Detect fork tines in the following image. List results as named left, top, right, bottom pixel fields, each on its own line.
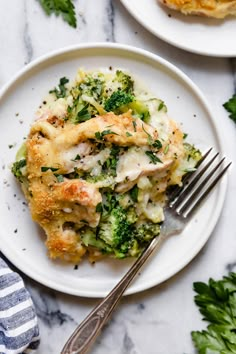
left=168, top=148, right=231, bottom=218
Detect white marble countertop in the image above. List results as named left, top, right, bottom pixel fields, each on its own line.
left=0, top=1, right=235, bottom=353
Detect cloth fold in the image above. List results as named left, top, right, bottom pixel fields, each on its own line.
left=0, top=258, right=40, bottom=354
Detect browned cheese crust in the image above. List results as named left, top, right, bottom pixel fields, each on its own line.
left=25, top=111, right=159, bottom=263
left=158, top=0, right=236, bottom=17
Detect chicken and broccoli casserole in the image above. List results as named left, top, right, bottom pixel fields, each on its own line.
left=159, top=0, right=236, bottom=18
left=12, top=68, right=201, bottom=263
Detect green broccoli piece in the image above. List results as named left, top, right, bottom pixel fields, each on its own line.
left=104, top=90, right=134, bottom=112
left=135, top=222, right=160, bottom=242
left=80, top=227, right=112, bottom=253
left=98, top=206, right=132, bottom=250
left=114, top=70, right=134, bottom=94
left=11, top=159, right=27, bottom=183
left=126, top=207, right=138, bottom=224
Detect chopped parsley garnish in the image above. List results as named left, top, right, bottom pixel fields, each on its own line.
left=41, top=166, right=59, bottom=172
left=75, top=103, right=91, bottom=123
left=145, top=151, right=163, bottom=164
left=71, top=154, right=81, bottom=161
left=96, top=203, right=103, bottom=213
left=11, top=159, right=27, bottom=182
left=126, top=132, right=132, bottom=137
left=132, top=120, right=137, bottom=132
left=130, top=185, right=139, bottom=203
left=54, top=174, right=64, bottom=182
left=39, top=0, right=77, bottom=28
left=103, top=146, right=120, bottom=177
left=80, top=219, right=88, bottom=224
left=142, top=124, right=152, bottom=145
left=158, top=101, right=166, bottom=111
left=152, top=139, right=162, bottom=149
left=95, top=130, right=119, bottom=140
left=183, top=133, right=188, bottom=139
left=223, top=94, right=236, bottom=124
left=164, top=144, right=169, bottom=154
left=49, top=77, right=69, bottom=98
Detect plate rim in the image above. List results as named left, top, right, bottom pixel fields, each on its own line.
left=0, top=42, right=228, bottom=297
left=120, top=0, right=236, bottom=58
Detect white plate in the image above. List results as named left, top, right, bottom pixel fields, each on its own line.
left=121, top=0, right=236, bottom=57
left=0, top=43, right=227, bottom=297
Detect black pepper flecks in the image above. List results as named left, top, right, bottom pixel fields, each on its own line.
left=14, top=229, right=18, bottom=233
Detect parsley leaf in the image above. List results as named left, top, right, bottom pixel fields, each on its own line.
left=191, top=272, right=236, bottom=354
left=152, top=139, right=162, bottom=149
left=126, top=132, right=132, bottom=137
left=71, top=154, right=81, bottom=161
left=39, top=0, right=77, bottom=28
left=76, top=103, right=91, bottom=123
left=145, top=151, right=163, bottom=164
left=223, top=94, right=236, bottom=124
left=130, top=185, right=138, bottom=203
left=95, top=130, right=119, bottom=140
left=11, top=159, right=27, bottom=182
left=96, top=202, right=103, bottom=213
left=49, top=77, right=69, bottom=98
left=54, top=174, right=64, bottom=182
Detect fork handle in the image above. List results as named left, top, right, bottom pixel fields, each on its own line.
left=61, top=234, right=165, bottom=354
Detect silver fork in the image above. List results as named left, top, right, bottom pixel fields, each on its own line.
left=61, top=149, right=231, bottom=354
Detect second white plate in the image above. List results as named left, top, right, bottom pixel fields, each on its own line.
left=121, top=0, right=236, bottom=57
left=0, top=43, right=227, bottom=297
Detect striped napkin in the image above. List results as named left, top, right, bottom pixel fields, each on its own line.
left=0, top=258, right=40, bottom=354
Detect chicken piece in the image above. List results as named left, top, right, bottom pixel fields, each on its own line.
left=54, top=111, right=158, bottom=150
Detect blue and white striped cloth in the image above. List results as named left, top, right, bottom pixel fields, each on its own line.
left=0, top=258, right=40, bottom=354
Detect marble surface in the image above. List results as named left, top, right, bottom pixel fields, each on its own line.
left=0, top=1, right=236, bottom=353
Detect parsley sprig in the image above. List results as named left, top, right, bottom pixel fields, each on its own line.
left=145, top=151, right=163, bottom=164
left=39, top=0, right=77, bottom=28
left=49, top=77, right=69, bottom=98
left=223, top=94, right=236, bottom=124
left=191, top=272, right=236, bottom=353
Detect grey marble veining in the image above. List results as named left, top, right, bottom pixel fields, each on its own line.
left=0, top=1, right=236, bottom=353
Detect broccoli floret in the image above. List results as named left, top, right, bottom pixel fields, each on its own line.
left=126, top=207, right=138, bottom=224
left=98, top=206, right=132, bottom=249
left=135, top=222, right=160, bottom=242
left=184, top=143, right=202, bottom=164
left=114, top=70, right=134, bottom=94
left=11, top=159, right=27, bottom=183
left=80, top=227, right=112, bottom=253
left=104, top=90, right=134, bottom=112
